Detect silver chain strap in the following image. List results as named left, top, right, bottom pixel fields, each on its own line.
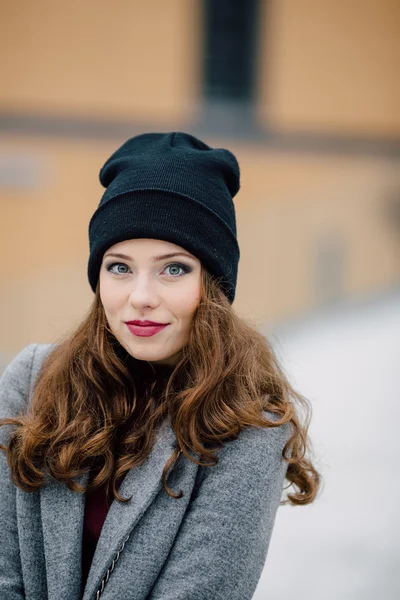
left=93, top=449, right=182, bottom=599
left=94, top=532, right=132, bottom=599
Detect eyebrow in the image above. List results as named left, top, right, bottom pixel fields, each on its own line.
left=103, top=251, right=197, bottom=263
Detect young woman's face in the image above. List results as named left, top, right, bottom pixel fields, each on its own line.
left=99, top=238, right=202, bottom=366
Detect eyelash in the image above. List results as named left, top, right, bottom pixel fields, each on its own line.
left=105, top=262, right=192, bottom=278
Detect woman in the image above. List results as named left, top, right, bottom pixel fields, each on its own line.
left=0, top=132, right=321, bottom=600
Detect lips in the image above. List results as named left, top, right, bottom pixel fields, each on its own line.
left=126, top=320, right=167, bottom=326
left=125, top=322, right=169, bottom=337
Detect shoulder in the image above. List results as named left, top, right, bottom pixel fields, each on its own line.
left=1, top=343, right=55, bottom=384
left=195, top=410, right=293, bottom=492
left=0, top=343, right=55, bottom=420
left=222, top=410, right=293, bottom=461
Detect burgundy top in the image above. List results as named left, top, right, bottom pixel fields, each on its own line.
left=80, top=357, right=175, bottom=591
left=81, top=473, right=125, bottom=590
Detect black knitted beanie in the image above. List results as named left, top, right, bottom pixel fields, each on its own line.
left=87, top=132, right=241, bottom=303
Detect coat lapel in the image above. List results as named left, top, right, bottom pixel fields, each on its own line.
left=39, top=418, right=177, bottom=600
left=40, top=469, right=89, bottom=600
left=82, top=418, right=177, bottom=600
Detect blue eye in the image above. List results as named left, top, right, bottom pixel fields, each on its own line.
left=107, top=263, right=130, bottom=274
left=164, top=263, right=191, bottom=277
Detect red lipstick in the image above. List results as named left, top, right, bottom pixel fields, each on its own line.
left=125, top=320, right=169, bottom=337
left=126, top=320, right=167, bottom=326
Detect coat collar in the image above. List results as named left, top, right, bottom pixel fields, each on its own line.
left=40, top=418, right=177, bottom=600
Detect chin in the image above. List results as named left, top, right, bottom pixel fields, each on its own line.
left=125, top=343, right=178, bottom=365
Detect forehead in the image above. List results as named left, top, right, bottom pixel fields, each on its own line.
left=105, top=238, right=197, bottom=260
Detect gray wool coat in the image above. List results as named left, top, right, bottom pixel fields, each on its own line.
left=0, top=343, right=291, bottom=600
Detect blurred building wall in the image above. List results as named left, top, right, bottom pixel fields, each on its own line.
left=258, top=0, right=400, bottom=136
left=0, top=0, right=201, bottom=123
left=1, top=0, right=399, bottom=358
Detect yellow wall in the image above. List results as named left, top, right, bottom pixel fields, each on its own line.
left=258, top=0, right=400, bottom=135
left=0, top=0, right=201, bottom=123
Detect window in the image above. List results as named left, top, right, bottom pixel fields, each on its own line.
left=202, top=0, right=260, bottom=105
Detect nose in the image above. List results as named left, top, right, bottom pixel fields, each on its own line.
left=128, top=273, right=159, bottom=309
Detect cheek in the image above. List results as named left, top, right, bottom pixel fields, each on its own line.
left=175, top=286, right=201, bottom=320
left=99, top=278, right=119, bottom=316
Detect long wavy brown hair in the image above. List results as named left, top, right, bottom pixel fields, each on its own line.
left=0, top=268, right=321, bottom=506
